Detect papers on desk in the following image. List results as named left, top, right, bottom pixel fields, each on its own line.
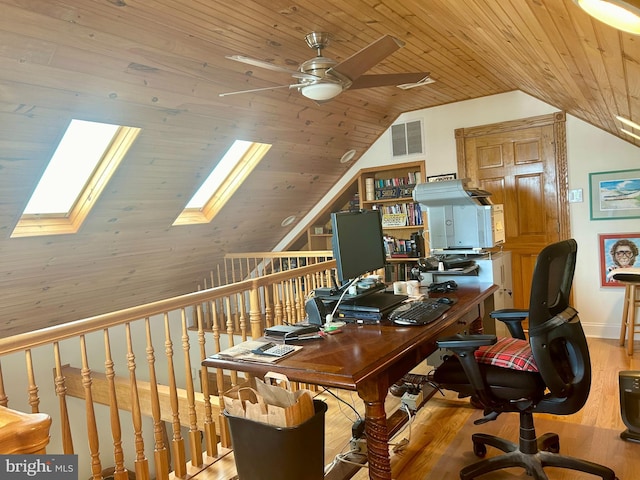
left=209, top=340, right=302, bottom=364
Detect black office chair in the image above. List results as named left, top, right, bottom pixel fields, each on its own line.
left=432, top=239, right=617, bottom=480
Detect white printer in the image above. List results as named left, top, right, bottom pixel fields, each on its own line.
left=413, top=179, right=505, bottom=251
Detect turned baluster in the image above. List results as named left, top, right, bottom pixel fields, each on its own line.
left=143, top=318, right=170, bottom=480
left=249, top=285, right=262, bottom=340
left=264, top=285, right=274, bottom=327
left=295, top=277, right=304, bottom=321
left=80, top=335, right=103, bottom=480
left=272, top=283, right=284, bottom=325
left=163, top=313, right=186, bottom=478
left=103, top=329, right=129, bottom=480
left=24, top=349, right=40, bottom=414
left=237, top=293, right=247, bottom=339
left=181, top=308, right=202, bottom=467
left=224, top=297, right=238, bottom=385
left=284, top=280, right=294, bottom=323
left=53, top=342, right=74, bottom=453
left=125, top=324, right=150, bottom=480
left=196, top=304, right=217, bottom=457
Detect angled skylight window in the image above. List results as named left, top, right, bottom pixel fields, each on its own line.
left=173, top=140, right=271, bottom=225
left=11, top=119, right=141, bottom=238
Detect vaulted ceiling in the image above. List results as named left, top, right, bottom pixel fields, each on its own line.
left=1, top=0, right=639, bottom=336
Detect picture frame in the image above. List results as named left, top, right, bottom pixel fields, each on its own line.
left=427, top=173, right=456, bottom=183
left=598, top=233, right=640, bottom=287
left=589, top=168, right=640, bottom=220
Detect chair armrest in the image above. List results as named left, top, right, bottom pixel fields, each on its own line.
left=435, top=334, right=498, bottom=405
left=436, top=334, right=497, bottom=351
left=489, top=308, right=528, bottom=320
left=489, top=309, right=529, bottom=340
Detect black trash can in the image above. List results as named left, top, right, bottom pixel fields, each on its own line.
left=224, top=399, right=327, bottom=480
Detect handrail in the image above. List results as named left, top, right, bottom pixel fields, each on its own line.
left=214, top=250, right=334, bottom=285
left=0, top=254, right=337, bottom=480
left=223, top=250, right=332, bottom=259
left=0, top=259, right=336, bottom=356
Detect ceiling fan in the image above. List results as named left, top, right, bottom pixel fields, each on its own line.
left=219, top=32, right=434, bottom=102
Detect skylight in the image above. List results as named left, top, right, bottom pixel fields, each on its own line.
left=12, top=119, right=141, bottom=238
left=173, top=140, right=271, bottom=225
left=24, top=120, right=120, bottom=214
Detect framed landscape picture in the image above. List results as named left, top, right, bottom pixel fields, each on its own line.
left=589, top=168, right=640, bottom=220
left=599, top=233, right=640, bottom=287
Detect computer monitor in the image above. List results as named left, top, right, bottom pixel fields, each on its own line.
left=331, top=209, right=387, bottom=284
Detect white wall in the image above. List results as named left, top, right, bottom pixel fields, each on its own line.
left=281, top=91, right=639, bottom=338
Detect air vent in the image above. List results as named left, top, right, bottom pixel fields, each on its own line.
left=391, top=120, right=423, bottom=157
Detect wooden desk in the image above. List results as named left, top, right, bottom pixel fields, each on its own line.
left=203, top=283, right=498, bottom=480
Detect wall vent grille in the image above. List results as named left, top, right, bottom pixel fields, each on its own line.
left=391, top=120, right=423, bottom=156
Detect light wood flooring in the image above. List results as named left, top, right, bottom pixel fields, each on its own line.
left=197, top=337, right=640, bottom=479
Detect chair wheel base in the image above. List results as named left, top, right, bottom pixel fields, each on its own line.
left=461, top=440, right=617, bottom=480
left=620, top=429, right=640, bottom=443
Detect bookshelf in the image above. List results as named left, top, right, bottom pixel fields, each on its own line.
left=303, top=161, right=426, bottom=283
left=357, top=161, right=427, bottom=282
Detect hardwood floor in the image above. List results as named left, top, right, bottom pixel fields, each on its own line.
left=197, top=338, right=640, bottom=479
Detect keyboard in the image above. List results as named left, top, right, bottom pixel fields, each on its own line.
left=251, top=342, right=296, bottom=357
left=389, top=300, right=451, bottom=326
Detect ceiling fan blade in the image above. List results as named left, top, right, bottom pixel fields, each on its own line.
left=329, top=35, right=404, bottom=82
left=349, top=73, right=432, bottom=90
left=219, top=84, right=296, bottom=97
left=225, top=55, right=318, bottom=80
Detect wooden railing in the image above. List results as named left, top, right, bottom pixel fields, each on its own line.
left=205, top=250, right=334, bottom=287
left=0, top=406, right=51, bottom=454
left=0, top=255, right=336, bottom=480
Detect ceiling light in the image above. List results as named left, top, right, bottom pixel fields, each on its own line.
left=574, top=0, right=640, bottom=34
left=300, top=83, right=343, bottom=101
left=621, top=128, right=640, bottom=141
left=616, top=115, right=640, bottom=130
left=340, top=149, right=357, bottom=164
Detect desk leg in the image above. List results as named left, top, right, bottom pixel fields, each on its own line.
left=358, top=381, right=392, bottom=480
left=469, top=296, right=488, bottom=334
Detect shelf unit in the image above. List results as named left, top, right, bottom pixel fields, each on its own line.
left=358, top=161, right=426, bottom=252
left=302, top=161, right=426, bottom=282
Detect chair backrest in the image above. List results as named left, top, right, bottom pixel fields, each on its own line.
left=527, top=239, right=591, bottom=415
left=528, top=238, right=577, bottom=322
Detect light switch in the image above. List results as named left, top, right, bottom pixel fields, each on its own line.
left=568, top=189, right=583, bottom=203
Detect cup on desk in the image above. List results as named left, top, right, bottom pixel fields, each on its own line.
left=406, top=280, right=420, bottom=296
left=393, top=281, right=408, bottom=295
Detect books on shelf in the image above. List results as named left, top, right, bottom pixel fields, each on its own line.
left=383, top=233, right=423, bottom=257
left=371, top=171, right=422, bottom=189
left=376, top=202, right=423, bottom=227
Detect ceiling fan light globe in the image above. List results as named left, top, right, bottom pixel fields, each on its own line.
left=575, top=0, right=640, bottom=34
left=300, top=83, right=343, bottom=101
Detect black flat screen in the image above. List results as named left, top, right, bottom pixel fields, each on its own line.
left=331, top=210, right=387, bottom=284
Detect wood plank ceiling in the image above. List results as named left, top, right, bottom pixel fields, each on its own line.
left=1, top=0, right=639, bottom=336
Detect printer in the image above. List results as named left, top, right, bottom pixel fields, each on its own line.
left=413, top=179, right=505, bottom=251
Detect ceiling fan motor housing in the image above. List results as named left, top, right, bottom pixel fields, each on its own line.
left=300, top=56, right=339, bottom=81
